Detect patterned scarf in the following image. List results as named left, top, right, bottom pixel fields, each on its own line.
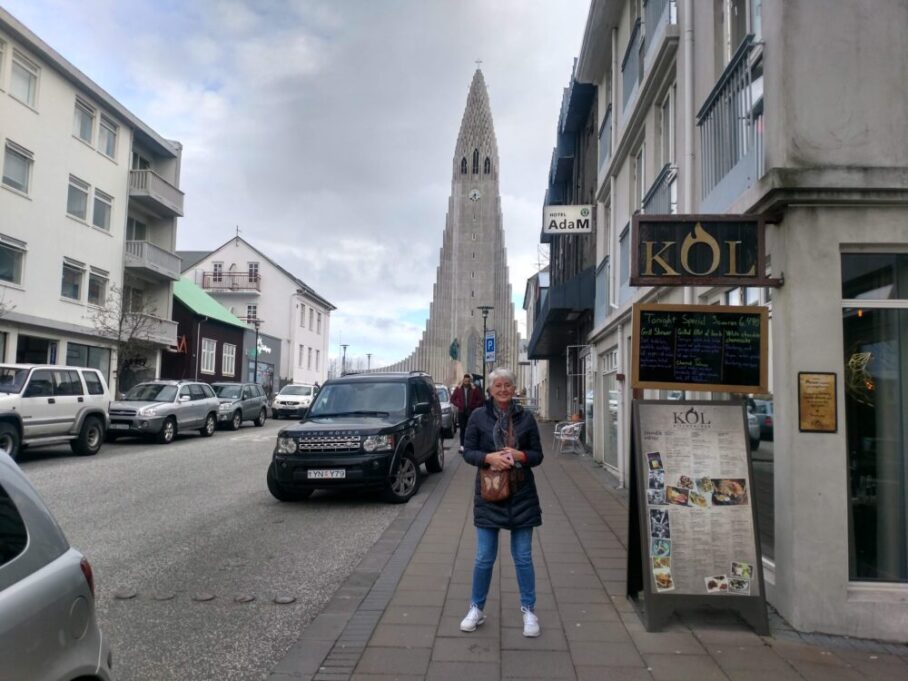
left=492, top=401, right=519, bottom=450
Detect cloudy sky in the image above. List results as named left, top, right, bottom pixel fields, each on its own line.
left=6, top=0, right=590, bottom=369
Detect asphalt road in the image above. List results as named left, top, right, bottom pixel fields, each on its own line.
left=17, top=419, right=408, bottom=681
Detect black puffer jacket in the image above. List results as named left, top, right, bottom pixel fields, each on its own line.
left=462, top=401, right=544, bottom=529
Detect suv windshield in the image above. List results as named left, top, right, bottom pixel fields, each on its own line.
left=0, top=368, right=28, bottom=393
left=436, top=386, right=450, bottom=402
left=280, top=385, right=313, bottom=397
left=125, top=384, right=178, bottom=402
left=309, top=382, right=406, bottom=417
left=214, top=385, right=242, bottom=399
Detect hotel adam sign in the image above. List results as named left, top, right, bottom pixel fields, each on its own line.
left=543, top=205, right=593, bottom=234
left=631, top=215, right=780, bottom=287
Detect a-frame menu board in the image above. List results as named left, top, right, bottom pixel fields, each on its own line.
left=627, top=400, right=769, bottom=634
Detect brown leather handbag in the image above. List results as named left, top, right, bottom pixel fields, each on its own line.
left=480, top=467, right=510, bottom=502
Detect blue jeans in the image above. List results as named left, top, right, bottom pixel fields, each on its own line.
left=471, top=526, right=536, bottom=611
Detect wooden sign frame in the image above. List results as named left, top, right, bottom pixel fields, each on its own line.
left=627, top=399, right=769, bottom=634
left=798, top=372, right=838, bottom=433
left=632, top=303, right=769, bottom=394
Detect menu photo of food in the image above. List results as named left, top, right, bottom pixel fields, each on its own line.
left=728, top=577, right=751, bottom=595
left=689, top=490, right=709, bottom=508
left=648, top=469, right=665, bottom=490
left=652, top=556, right=670, bottom=570
left=677, top=475, right=694, bottom=489
left=665, top=486, right=690, bottom=506
left=647, top=451, right=664, bottom=470
left=731, top=561, right=754, bottom=579
left=696, top=476, right=714, bottom=494
left=711, top=479, right=749, bottom=506
left=705, top=575, right=730, bottom=593
left=651, top=538, right=671, bottom=558
left=647, top=489, right=667, bottom=506
left=653, top=568, right=675, bottom=592
left=649, top=509, right=671, bottom=539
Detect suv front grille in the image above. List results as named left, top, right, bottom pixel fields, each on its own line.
left=297, top=433, right=361, bottom=453
left=110, top=408, right=137, bottom=417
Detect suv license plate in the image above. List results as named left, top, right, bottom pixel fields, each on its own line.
left=308, top=469, right=345, bottom=479
left=109, top=423, right=129, bottom=430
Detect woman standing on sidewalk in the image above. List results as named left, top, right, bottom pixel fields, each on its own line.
left=460, top=367, right=544, bottom=638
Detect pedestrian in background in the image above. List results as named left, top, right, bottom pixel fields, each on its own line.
left=451, top=373, right=483, bottom=453
left=460, top=367, right=544, bottom=638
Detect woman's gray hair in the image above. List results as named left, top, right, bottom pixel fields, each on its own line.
left=487, top=367, right=516, bottom=387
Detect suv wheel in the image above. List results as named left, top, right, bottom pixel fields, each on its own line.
left=254, top=408, right=267, bottom=427
left=425, top=436, right=444, bottom=474
left=71, top=416, right=104, bottom=456
left=157, top=417, right=176, bottom=444
left=230, top=411, right=242, bottom=431
left=383, top=452, right=419, bottom=503
left=0, top=422, right=20, bottom=461
left=200, top=413, right=217, bottom=437
left=267, top=463, right=313, bottom=501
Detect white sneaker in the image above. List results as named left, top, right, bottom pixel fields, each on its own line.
left=460, top=605, right=486, bottom=632
left=459, top=445, right=464, bottom=453
left=521, top=607, right=540, bottom=637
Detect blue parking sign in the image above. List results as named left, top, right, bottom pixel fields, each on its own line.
left=485, top=332, right=496, bottom=363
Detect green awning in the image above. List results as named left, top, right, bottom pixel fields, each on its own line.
left=173, top=278, right=249, bottom=329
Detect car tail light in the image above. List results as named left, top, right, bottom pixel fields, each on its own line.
left=765, top=416, right=773, bottom=427
left=80, top=557, right=96, bottom=599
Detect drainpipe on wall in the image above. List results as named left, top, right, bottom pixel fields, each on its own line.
left=683, top=0, right=695, bottom=309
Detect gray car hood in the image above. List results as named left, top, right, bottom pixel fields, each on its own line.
left=110, top=399, right=173, bottom=411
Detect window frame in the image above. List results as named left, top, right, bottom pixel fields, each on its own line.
left=222, top=343, right=236, bottom=377
left=317, top=312, right=322, bottom=334
left=87, top=268, right=108, bottom=307
left=200, top=338, right=217, bottom=374
left=0, top=237, right=25, bottom=286
left=246, top=304, right=257, bottom=322
left=73, top=99, right=95, bottom=144
left=67, top=175, right=90, bottom=220
left=3, top=141, right=33, bottom=194
left=92, top=189, right=113, bottom=230
left=61, top=259, right=85, bottom=301
left=10, top=49, right=39, bottom=108
left=98, top=115, right=118, bottom=159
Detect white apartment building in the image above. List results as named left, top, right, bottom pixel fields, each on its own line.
left=180, top=236, right=334, bottom=385
left=0, top=9, right=182, bottom=393
left=561, top=0, right=908, bottom=642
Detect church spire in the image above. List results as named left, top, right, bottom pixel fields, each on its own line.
left=454, top=69, right=498, bottom=177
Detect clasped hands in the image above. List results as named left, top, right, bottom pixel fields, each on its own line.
left=485, top=447, right=523, bottom=471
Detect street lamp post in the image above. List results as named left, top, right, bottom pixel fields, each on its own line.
left=367, top=353, right=372, bottom=371
left=340, top=344, right=349, bottom=376
left=476, top=305, right=493, bottom=383
left=252, top=319, right=260, bottom=384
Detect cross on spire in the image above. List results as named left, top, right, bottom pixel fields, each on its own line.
left=475, top=59, right=482, bottom=69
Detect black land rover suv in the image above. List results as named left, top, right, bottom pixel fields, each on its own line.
left=267, top=372, right=444, bottom=504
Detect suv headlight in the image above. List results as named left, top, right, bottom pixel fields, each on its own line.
left=219, top=403, right=234, bottom=411
left=362, top=434, right=395, bottom=452
left=276, top=436, right=298, bottom=454
left=137, top=405, right=159, bottom=416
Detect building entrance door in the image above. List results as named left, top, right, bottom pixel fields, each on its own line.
left=17, top=334, right=57, bottom=364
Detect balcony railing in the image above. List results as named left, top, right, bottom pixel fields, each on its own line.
left=598, top=104, right=613, bottom=175
left=644, top=0, right=677, bottom=61
left=239, top=316, right=263, bottom=326
left=125, top=313, right=178, bottom=346
left=128, top=169, right=184, bottom=217
left=124, top=240, right=181, bottom=281
left=642, top=164, right=678, bottom=215
left=697, top=35, right=764, bottom=205
left=201, top=271, right=261, bottom=292
left=622, top=18, right=644, bottom=111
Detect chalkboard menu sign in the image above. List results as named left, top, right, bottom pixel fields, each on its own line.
left=626, top=400, right=768, bottom=634
left=632, top=303, right=768, bottom=393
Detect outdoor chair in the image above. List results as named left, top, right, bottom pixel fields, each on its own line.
left=554, top=422, right=584, bottom=455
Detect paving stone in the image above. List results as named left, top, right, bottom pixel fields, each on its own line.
left=301, top=613, right=355, bottom=641
left=501, top=650, right=577, bottom=679
left=553, top=587, right=610, bottom=604
left=564, top=621, right=633, bottom=643
left=786, top=660, right=864, bottom=681
left=354, top=647, right=431, bottom=676
left=631, top=631, right=708, bottom=655
left=369, top=623, right=437, bottom=648
left=711, top=646, right=796, bottom=672
left=501, top=623, right=568, bottom=650
left=644, top=653, right=729, bottom=681
left=834, top=651, right=908, bottom=680
left=721, top=670, right=805, bottom=681
left=388, top=589, right=447, bottom=607
left=350, top=674, right=424, bottom=681
left=560, top=602, right=623, bottom=622
left=576, top=667, right=654, bottom=681
left=426, top=661, right=500, bottom=681
left=569, top=641, right=645, bottom=667
left=271, top=639, right=334, bottom=677
left=767, top=639, right=850, bottom=666
left=691, top=628, right=768, bottom=647
left=432, top=636, right=500, bottom=663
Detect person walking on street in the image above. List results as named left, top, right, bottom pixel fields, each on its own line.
left=460, top=367, right=544, bottom=638
left=451, top=373, right=483, bottom=453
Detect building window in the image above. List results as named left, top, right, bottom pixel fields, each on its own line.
left=307, top=347, right=313, bottom=370
left=92, top=190, right=112, bottom=230
left=842, top=252, right=908, bottom=582
left=317, top=312, right=322, bottom=334
left=632, top=145, right=645, bottom=212
left=61, top=261, right=84, bottom=300
left=484, top=157, right=491, bottom=174
left=744, top=287, right=760, bottom=305
left=298, top=344, right=304, bottom=367
left=3, top=142, right=33, bottom=194
left=98, top=116, right=118, bottom=158
left=0, top=237, right=25, bottom=285
left=309, top=308, right=314, bottom=330
left=67, top=176, right=90, bottom=220
left=124, top=284, right=144, bottom=313
left=619, top=226, right=630, bottom=285
left=10, top=51, right=38, bottom=108
left=222, top=344, right=236, bottom=377
left=65, top=344, right=110, bottom=383
left=472, top=148, right=479, bottom=174
left=460, top=157, right=467, bottom=174
left=212, top=262, right=223, bottom=282
left=73, top=99, right=95, bottom=143
left=660, top=88, right=675, bottom=167
left=248, top=261, right=259, bottom=282
left=246, top=304, right=257, bottom=322
left=315, top=349, right=320, bottom=371
left=87, top=269, right=107, bottom=306
left=126, top=217, right=147, bottom=241
left=200, top=338, right=216, bottom=374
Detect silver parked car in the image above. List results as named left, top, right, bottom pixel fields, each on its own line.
left=107, top=380, right=220, bottom=444
left=435, top=384, right=456, bottom=439
left=0, top=452, right=114, bottom=680
left=212, top=382, right=269, bottom=430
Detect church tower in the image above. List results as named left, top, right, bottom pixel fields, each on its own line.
left=378, top=69, right=520, bottom=384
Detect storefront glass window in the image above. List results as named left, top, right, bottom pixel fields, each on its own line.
left=604, top=372, right=619, bottom=469
left=843, top=253, right=908, bottom=582
left=66, top=343, right=111, bottom=383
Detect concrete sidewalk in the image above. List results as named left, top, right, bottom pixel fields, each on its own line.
left=269, top=422, right=908, bottom=681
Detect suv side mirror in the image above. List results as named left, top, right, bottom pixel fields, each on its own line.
left=179, top=395, right=191, bottom=402
left=414, top=402, right=431, bottom=415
